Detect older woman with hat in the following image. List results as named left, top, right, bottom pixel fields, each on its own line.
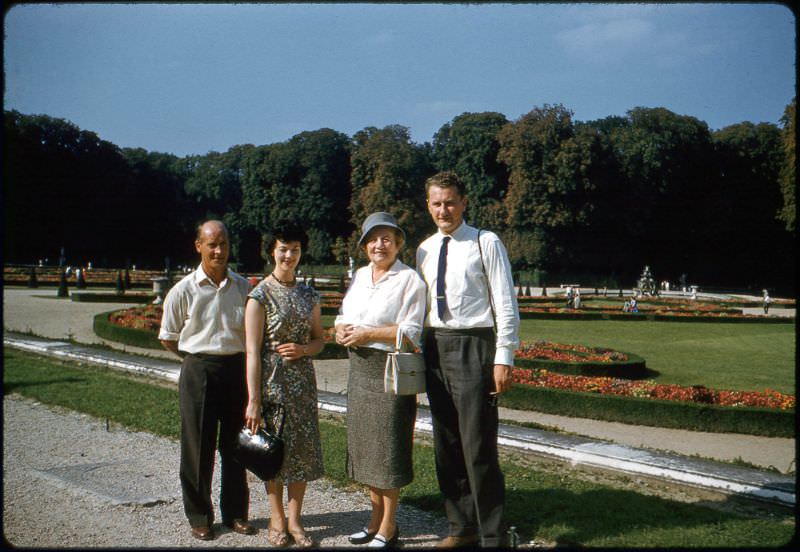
left=335, top=212, right=427, bottom=548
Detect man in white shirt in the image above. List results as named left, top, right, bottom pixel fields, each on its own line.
left=416, top=172, right=520, bottom=548
left=159, top=220, right=255, bottom=541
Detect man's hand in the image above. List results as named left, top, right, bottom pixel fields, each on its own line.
left=160, top=339, right=184, bottom=359
left=492, top=363, right=513, bottom=395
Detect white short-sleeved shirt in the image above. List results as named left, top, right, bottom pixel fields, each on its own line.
left=158, top=264, right=250, bottom=355
left=335, top=259, right=427, bottom=351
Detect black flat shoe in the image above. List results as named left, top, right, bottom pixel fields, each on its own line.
left=348, top=527, right=378, bottom=545
left=368, top=527, right=400, bottom=548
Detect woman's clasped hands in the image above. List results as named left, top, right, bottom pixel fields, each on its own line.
left=335, top=324, right=371, bottom=348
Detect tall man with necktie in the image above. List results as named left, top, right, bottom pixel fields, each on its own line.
left=416, top=171, right=520, bottom=548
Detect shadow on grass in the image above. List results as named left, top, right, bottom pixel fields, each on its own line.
left=4, top=377, right=87, bottom=393
left=404, top=485, right=793, bottom=547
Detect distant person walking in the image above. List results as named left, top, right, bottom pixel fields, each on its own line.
left=158, top=220, right=255, bottom=541
left=416, top=172, right=520, bottom=548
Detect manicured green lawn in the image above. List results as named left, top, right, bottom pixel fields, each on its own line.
left=3, top=348, right=794, bottom=548
left=324, top=316, right=795, bottom=394
left=519, top=319, right=795, bottom=394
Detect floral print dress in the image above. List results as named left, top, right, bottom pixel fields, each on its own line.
left=248, top=278, right=324, bottom=483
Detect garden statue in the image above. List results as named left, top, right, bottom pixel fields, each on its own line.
left=636, top=265, right=657, bottom=296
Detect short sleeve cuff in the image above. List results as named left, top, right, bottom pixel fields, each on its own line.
left=158, top=330, right=180, bottom=341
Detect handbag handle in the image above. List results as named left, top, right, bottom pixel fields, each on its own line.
left=262, top=403, right=286, bottom=437
left=395, top=327, right=414, bottom=352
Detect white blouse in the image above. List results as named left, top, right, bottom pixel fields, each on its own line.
left=335, top=259, right=427, bottom=351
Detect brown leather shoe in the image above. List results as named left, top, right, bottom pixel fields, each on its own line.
left=436, top=534, right=481, bottom=548
left=191, top=525, right=215, bottom=541
left=225, top=519, right=257, bottom=535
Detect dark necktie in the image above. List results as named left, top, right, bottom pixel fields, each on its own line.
left=436, top=236, right=451, bottom=319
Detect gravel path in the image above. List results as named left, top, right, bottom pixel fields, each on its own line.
left=2, top=394, right=449, bottom=548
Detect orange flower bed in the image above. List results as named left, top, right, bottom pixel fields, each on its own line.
left=108, top=305, right=163, bottom=332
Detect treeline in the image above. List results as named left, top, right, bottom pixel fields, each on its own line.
left=3, top=102, right=795, bottom=292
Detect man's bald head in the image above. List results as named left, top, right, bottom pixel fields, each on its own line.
left=196, top=220, right=228, bottom=243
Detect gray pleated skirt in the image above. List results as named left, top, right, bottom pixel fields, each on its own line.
left=346, top=347, right=417, bottom=489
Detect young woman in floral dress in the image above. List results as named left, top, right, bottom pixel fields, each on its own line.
left=244, top=221, right=325, bottom=548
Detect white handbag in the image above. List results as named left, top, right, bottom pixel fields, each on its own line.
left=384, top=329, right=426, bottom=395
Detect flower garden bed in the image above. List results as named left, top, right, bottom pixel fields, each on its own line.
left=97, top=305, right=795, bottom=435
left=93, top=307, right=163, bottom=349
left=515, top=341, right=647, bottom=378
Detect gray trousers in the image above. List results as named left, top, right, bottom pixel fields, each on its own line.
left=423, top=327, right=505, bottom=547
left=179, top=352, right=249, bottom=528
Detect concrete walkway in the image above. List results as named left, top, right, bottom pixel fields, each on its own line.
left=2, top=287, right=795, bottom=507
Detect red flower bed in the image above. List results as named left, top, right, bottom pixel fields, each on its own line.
left=108, top=305, right=163, bottom=332
left=511, top=368, right=795, bottom=410
left=516, top=341, right=628, bottom=363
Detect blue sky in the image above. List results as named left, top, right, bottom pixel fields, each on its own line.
left=4, top=2, right=796, bottom=157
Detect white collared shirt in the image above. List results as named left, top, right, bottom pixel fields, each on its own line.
left=335, top=259, right=427, bottom=351
left=158, top=264, right=251, bottom=355
left=416, top=222, right=520, bottom=366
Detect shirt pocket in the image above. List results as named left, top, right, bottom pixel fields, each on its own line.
left=453, top=290, right=485, bottom=319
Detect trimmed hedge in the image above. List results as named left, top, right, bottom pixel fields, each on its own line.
left=516, top=350, right=647, bottom=378
left=499, top=384, right=794, bottom=437
left=519, top=310, right=794, bottom=323
left=93, top=311, right=163, bottom=349
left=72, top=292, right=155, bottom=303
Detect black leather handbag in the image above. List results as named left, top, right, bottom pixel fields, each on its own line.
left=233, top=403, right=285, bottom=481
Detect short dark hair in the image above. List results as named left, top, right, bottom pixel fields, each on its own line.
left=425, top=171, right=466, bottom=197
left=263, top=220, right=309, bottom=256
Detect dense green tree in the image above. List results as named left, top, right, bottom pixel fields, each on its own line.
left=604, top=107, right=717, bottom=283
left=121, top=147, right=198, bottom=266
left=4, top=106, right=792, bottom=292
left=4, top=110, right=137, bottom=266
left=711, top=121, right=791, bottom=289
left=432, top=112, right=510, bottom=229
left=497, top=104, right=609, bottom=270
left=349, top=125, right=434, bottom=257
left=778, top=98, right=795, bottom=234
left=239, top=129, right=352, bottom=267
